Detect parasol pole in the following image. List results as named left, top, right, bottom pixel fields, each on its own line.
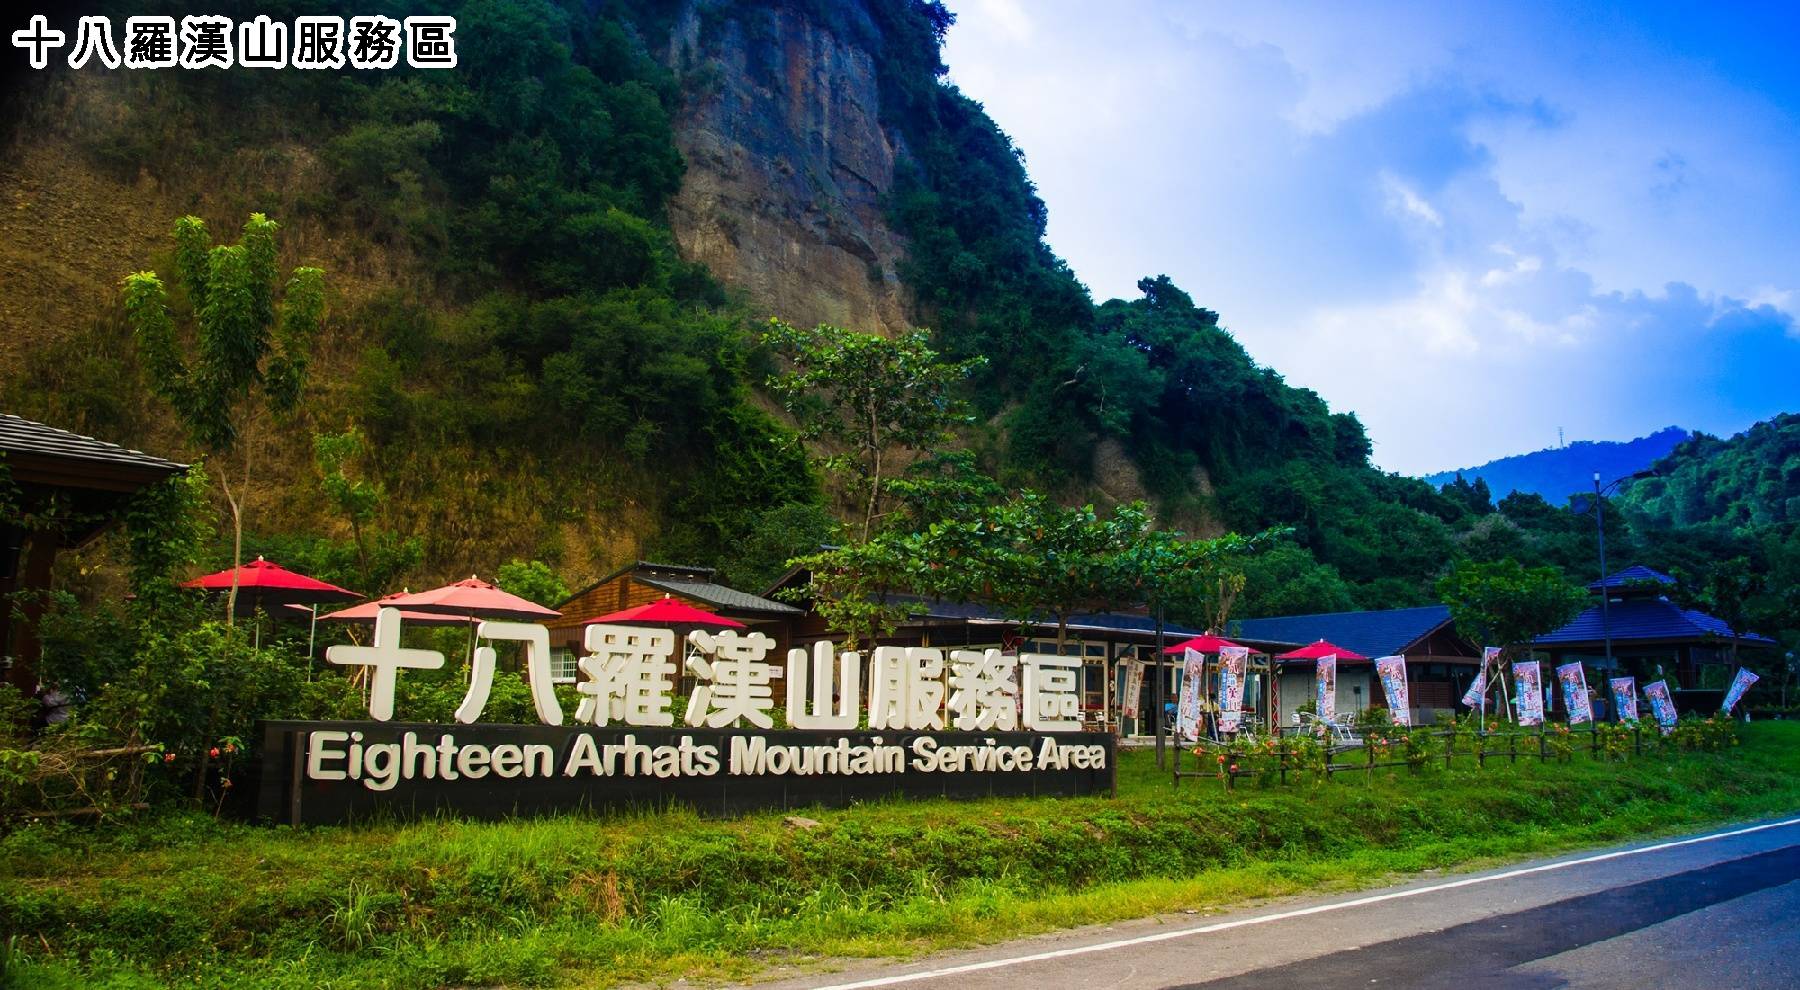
left=306, top=604, right=318, bottom=680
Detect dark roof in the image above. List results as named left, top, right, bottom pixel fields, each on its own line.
left=1534, top=597, right=1777, bottom=648
left=873, top=595, right=1203, bottom=639
left=0, top=413, right=186, bottom=483
left=637, top=575, right=801, bottom=616
left=594, top=560, right=717, bottom=584
left=557, top=560, right=800, bottom=617
left=1587, top=565, right=1676, bottom=592
left=1230, top=605, right=1461, bottom=661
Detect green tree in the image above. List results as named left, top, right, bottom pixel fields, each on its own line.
left=764, top=321, right=985, bottom=540
left=914, top=493, right=1264, bottom=649
left=496, top=559, right=570, bottom=608
left=1232, top=544, right=1357, bottom=618
left=1672, top=555, right=1766, bottom=667
left=122, top=214, right=326, bottom=619
left=313, top=427, right=383, bottom=589
left=784, top=538, right=921, bottom=650
left=718, top=503, right=840, bottom=592
left=1437, top=559, right=1589, bottom=666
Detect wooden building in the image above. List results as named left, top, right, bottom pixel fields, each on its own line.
left=763, top=565, right=1208, bottom=735
left=1, top=414, right=186, bottom=694
left=547, top=561, right=802, bottom=682
left=1230, top=604, right=1482, bottom=726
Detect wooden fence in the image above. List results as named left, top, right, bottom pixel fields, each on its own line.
left=1172, top=723, right=1649, bottom=790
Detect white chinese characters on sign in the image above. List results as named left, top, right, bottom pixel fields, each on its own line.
left=328, top=609, right=1088, bottom=734
left=456, top=621, right=563, bottom=726
left=684, top=629, right=778, bottom=729
left=870, top=646, right=946, bottom=731
left=325, top=607, right=444, bottom=721
left=1022, top=654, right=1082, bottom=731
left=947, top=648, right=1018, bottom=731
left=575, top=623, right=678, bottom=727
left=9, top=15, right=456, bottom=71
left=786, top=641, right=860, bottom=730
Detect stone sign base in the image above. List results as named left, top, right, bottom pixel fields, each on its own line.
left=252, top=721, right=1117, bottom=825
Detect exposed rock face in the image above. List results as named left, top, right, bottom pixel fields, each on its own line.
left=662, top=4, right=913, bottom=336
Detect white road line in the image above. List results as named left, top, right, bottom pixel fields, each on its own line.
left=807, top=816, right=1800, bottom=990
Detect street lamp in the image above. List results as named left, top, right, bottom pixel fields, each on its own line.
left=1589, top=469, right=1656, bottom=671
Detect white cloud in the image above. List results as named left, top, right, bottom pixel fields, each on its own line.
left=940, top=0, right=1800, bottom=474
left=1381, top=172, right=1443, bottom=227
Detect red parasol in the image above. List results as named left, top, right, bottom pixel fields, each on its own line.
left=1163, top=633, right=1246, bottom=654
left=1274, top=639, right=1368, bottom=662
left=585, top=595, right=744, bottom=629
left=183, top=556, right=360, bottom=615
left=383, top=576, right=561, bottom=622
left=318, top=592, right=479, bottom=628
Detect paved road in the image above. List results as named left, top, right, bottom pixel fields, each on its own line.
left=741, top=815, right=1800, bottom=990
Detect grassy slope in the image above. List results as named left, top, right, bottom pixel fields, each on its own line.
left=4, top=722, right=1797, bottom=989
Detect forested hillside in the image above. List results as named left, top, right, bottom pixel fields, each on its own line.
left=1423, top=427, right=1690, bottom=501
left=0, top=0, right=1792, bottom=647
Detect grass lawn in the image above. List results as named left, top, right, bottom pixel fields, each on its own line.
left=4, top=722, right=1798, bottom=989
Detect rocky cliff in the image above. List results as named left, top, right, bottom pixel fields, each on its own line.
left=660, top=3, right=914, bottom=336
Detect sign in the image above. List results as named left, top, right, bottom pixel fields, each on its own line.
left=1644, top=679, right=1678, bottom=734
left=255, top=608, right=1115, bottom=822
left=1374, top=655, right=1410, bottom=726
left=1217, top=647, right=1249, bottom=733
left=1514, top=660, right=1544, bottom=726
left=9, top=14, right=458, bottom=72
left=1462, top=647, right=1499, bottom=710
left=1557, top=663, right=1594, bottom=724
left=1722, top=668, right=1759, bottom=715
left=1315, top=654, right=1337, bottom=723
left=1610, top=677, right=1639, bottom=722
left=1121, top=658, right=1145, bottom=720
left=255, top=723, right=1115, bottom=825
left=327, top=610, right=1086, bottom=733
left=1177, top=648, right=1205, bottom=741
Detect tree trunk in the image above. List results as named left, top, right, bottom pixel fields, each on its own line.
left=191, top=704, right=217, bottom=803
left=217, top=471, right=242, bottom=625
left=861, top=404, right=882, bottom=542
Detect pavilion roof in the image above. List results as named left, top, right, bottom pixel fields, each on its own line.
left=1, top=413, right=186, bottom=488
left=1534, top=597, right=1776, bottom=648
left=1231, top=604, right=1461, bottom=662
left=1586, top=565, right=1676, bottom=593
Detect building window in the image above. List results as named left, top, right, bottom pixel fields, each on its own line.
left=550, top=647, right=578, bottom=683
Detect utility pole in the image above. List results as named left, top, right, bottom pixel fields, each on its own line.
left=1593, top=472, right=1615, bottom=671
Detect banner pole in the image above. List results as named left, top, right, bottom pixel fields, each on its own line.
left=1154, top=604, right=1166, bottom=770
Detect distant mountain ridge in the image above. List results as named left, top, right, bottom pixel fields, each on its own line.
left=1423, top=427, right=1690, bottom=501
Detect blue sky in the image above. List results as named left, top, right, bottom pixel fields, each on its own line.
left=940, top=1, right=1800, bottom=475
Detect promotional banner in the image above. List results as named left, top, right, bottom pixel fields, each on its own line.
left=1644, top=679, right=1678, bottom=734
left=1722, top=668, right=1760, bottom=715
left=1217, top=647, right=1249, bottom=733
left=1514, top=661, right=1544, bottom=726
left=1177, top=648, right=1205, bottom=740
left=1556, top=663, right=1594, bottom=724
left=1315, top=654, right=1337, bottom=723
left=1462, top=646, right=1500, bottom=710
left=1610, top=677, right=1639, bottom=722
left=1374, top=655, right=1410, bottom=726
left=1121, top=659, right=1145, bottom=720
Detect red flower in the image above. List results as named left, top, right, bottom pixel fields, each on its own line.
left=209, top=747, right=221, bottom=759
left=1216, top=754, right=1226, bottom=764
left=1228, top=763, right=1239, bottom=773
left=162, top=752, right=176, bottom=763
left=224, top=743, right=236, bottom=754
